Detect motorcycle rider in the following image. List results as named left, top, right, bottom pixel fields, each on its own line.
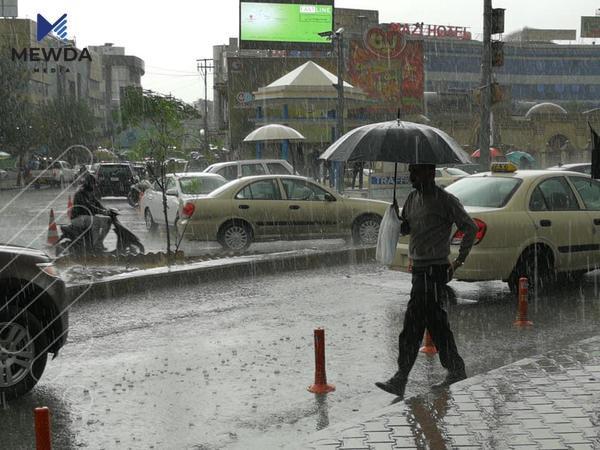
left=71, top=173, right=111, bottom=252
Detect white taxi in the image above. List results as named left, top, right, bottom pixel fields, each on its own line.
left=392, top=163, right=600, bottom=292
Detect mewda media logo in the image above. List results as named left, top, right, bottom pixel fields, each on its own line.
left=36, top=13, right=68, bottom=41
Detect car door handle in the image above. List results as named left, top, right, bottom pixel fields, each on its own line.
left=289, top=205, right=300, bottom=210
left=540, top=219, right=552, bottom=227
left=594, top=219, right=600, bottom=225
left=239, top=204, right=249, bottom=210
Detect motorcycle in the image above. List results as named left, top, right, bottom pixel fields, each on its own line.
left=127, top=178, right=153, bottom=208
left=56, top=208, right=145, bottom=257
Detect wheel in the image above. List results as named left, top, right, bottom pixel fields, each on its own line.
left=507, top=247, right=554, bottom=294
left=218, top=221, right=252, bottom=251
left=352, top=214, right=381, bottom=245
left=144, top=208, right=157, bottom=232
left=0, top=307, right=48, bottom=401
left=127, top=190, right=139, bottom=208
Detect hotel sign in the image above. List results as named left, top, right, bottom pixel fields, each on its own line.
left=388, top=22, right=471, bottom=40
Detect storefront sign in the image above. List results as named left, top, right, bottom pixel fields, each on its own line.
left=388, top=22, right=471, bottom=40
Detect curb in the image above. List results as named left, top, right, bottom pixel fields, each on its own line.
left=67, top=246, right=376, bottom=301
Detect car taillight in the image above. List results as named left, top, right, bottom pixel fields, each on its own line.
left=182, top=202, right=195, bottom=218
left=451, top=218, right=487, bottom=245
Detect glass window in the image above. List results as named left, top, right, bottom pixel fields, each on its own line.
left=446, top=168, right=468, bottom=176
left=446, top=177, right=521, bottom=208
left=536, top=177, right=579, bottom=211
left=267, top=162, right=292, bottom=175
left=241, top=163, right=266, bottom=177
left=165, top=177, right=176, bottom=191
left=235, top=179, right=281, bottom=200
left=216, top=165, right=238, bottom=180
left=570, top=176, right=600, bottom=211
left=435, top=169, right=443, bottom=177
left=529, top=187, right=548, bottom=211
left=179, top=176, right=227, bottom=195
left=282, top=178, right=331, bottom=201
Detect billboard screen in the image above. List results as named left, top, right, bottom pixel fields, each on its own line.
left=581, top=16, right=600, bottom=38
left=240, top=1, right=334, bottom=50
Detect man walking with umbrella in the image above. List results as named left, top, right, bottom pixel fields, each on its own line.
left=375, top=163, right=478, bottom=398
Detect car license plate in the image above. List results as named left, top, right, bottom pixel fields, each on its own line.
left=110, top=177, right=119, bottom=181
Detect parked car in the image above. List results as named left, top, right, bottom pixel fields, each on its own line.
left=26, top=159, right=77, bottom=186
left=177, top=175, right=389, bottom=251
left=203, top=159, right=295, bottom=181
left=547, top=163, right=591, bottom=175
left=435, top=167, right=469, bottom=188
left=185, top=158, right=209, bottom=173
left=141, top=172, right=228, bottom=230
left=0, top=245, right=69, bottom=400
left=95, top=163, right=136, bottom=197
left=393, top=163, right=600, bottom=293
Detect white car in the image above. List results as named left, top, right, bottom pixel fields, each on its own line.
left=141, top=172, right=228, bottom=230
left=204, top=159, right=295, bottom=181
left=393, top=163, right=600, bottom=292
left=435, top=167, right=469, bottom=188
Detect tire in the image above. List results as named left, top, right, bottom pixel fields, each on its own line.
left=507, top=246, right=554, bottom=294
left=352, top=214, right=382, bottom=245
left=218, top=221, right=252, bottom=251
left=144, top=208, right=157, bottom=232
left=0, top=307, right=48, bottom=401
left=127, top=190, right=139, bottom=208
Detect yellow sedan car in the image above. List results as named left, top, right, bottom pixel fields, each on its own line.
left=392, top=163, right=600, bottom=292
left=177, top=175, right=389, bottom=250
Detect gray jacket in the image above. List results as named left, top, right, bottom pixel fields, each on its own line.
left=400, top=185, right=478, bottom=268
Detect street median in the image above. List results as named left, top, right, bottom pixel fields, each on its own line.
left=67, top=246, right=376, bottom=300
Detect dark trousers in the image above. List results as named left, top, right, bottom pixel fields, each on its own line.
left=396, top=264, right=465, bottom=379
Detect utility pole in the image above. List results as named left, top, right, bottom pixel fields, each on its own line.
left=479, top=0, right=492, bottom=171
left=196, top=59, right=214, bottom=155
left=333, top=28, right=345, bottom=192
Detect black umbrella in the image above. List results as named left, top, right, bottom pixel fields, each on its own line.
left=319, top=120, right=472, bottom=203
left=319, top=120, right=471, bottom=164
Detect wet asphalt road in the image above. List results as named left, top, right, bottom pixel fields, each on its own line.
left=1, top=263, right=600, bottom=449
left=0, top=186, right=349, bottom=256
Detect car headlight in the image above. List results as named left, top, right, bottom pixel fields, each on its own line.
left=37, top=262, right=60, bottom=277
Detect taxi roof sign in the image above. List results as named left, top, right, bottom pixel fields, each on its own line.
left=490, top=162, right=517, bottom=173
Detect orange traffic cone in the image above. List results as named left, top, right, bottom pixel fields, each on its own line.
left=419, top=329, right=438, bottom=354
left=47, top=209, right=59, bottom=246
left=67, top=195, right=73, bottom=220
left=514, top=277, right=533, bottom=327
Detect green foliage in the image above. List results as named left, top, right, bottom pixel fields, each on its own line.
left=37, top=97, right=97, bottom=157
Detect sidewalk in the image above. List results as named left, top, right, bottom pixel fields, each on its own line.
left=306, top=336, right=600, bottom=449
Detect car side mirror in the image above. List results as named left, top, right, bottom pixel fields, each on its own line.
left=166, top=188, right=178, bottom=196
left=325, top=193, right=336, bottom=202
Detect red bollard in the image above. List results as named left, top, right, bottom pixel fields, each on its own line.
left=308, top=328, right=335, bottom=394
left=34, top=407, right=52, bottom=450
left=419, top=329, right=438, bottom=354
left=514, top=277, right=533, bottom=327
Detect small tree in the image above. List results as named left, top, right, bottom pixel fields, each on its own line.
left=120, top=87, right=200, bottom=255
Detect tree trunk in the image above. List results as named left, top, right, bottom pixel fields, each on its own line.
left=16, top=153, right=23, bottom=187
left=160, top=170, right=171, bottom=257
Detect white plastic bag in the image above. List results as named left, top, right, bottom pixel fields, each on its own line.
left=376, top=203, right=402, bottom=265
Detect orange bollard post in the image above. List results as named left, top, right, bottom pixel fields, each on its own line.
left=419, top=329, right=438, bottom=354
left=514, top=277, right=533, bottom=327
left=34, top=407, right=52, bottom=450
left=308, top=328, right=335, bottom=394
left=46, top=209, right=59, bottom=246
left=67, top=195, right=73, bottom=220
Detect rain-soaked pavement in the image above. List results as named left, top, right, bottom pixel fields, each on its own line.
left=1, top=262, right=600, bottom=448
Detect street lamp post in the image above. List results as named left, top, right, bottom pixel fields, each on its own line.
left=320, top=27, right=345, bottom=192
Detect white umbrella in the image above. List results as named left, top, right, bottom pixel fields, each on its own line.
left=0, top=151, right=11, bottom=159
left=243, top=124, right=306, bottom=142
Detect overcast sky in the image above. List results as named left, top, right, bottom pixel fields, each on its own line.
left=17, top=0, right=600, bottom=103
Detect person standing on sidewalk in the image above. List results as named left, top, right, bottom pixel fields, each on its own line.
left=375, top=163, right=478, bottom=398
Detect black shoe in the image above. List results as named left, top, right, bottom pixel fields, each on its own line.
left=375, top=376, right=407, bottom=398
left=432, top=368, right=467, bottom=389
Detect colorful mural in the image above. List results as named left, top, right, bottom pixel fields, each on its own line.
left=348, top=25, right=424, bottom=115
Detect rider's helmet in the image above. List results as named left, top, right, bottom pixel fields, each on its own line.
left=82, top=173, right=97, bottom=191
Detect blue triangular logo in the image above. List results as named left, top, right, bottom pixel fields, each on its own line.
left=37, top=13, right=68, bottom=42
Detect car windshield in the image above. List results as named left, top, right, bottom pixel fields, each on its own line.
left=445, top=168, right=469, bottom=176
left=179, top=176, right=227, bottom=195
left=445, top=176, right=522, bottom=208
left=98, top=165, right=130, bottom=177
